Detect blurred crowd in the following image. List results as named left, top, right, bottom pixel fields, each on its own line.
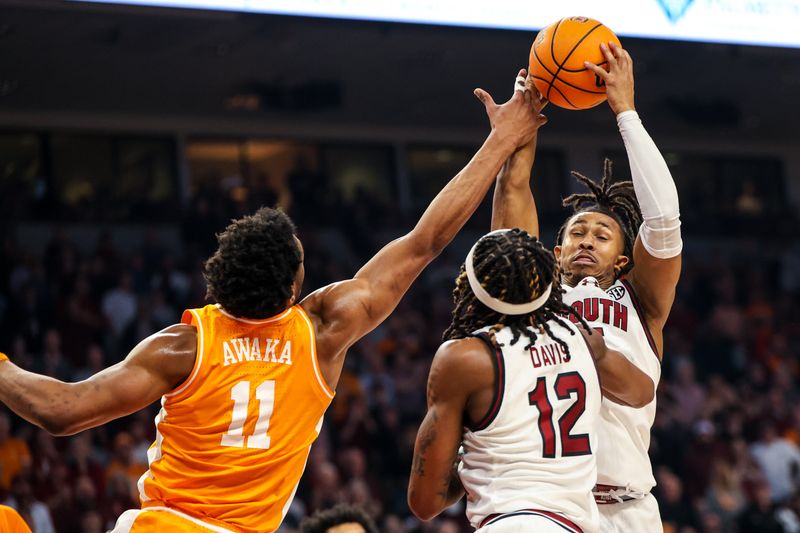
left=0, top=169, right=798, bottom=533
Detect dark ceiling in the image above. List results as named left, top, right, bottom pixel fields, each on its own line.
left=1, top=0, right=799, bottom=141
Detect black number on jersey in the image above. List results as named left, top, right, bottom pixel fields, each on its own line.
left=528, top=371, right=591, bottom=458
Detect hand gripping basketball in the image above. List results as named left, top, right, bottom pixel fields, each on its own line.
left=583, top=42, right=635, bottom=115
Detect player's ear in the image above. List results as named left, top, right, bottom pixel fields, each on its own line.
left=614, top=254, right=629, bottom=277
left=554, top=245, right=562, bottom=262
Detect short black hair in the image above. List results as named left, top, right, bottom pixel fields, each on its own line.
left=204, top=207, right=301, bottom=318
left=557, top=158, right=643, bottom=277
left=443, top=229, right=585, bottom=353
left=300, top=504, right=378, bottom=533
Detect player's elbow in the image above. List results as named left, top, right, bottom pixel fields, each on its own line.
left=407, top=487, right=440, bottom=522
left=408, top=496, right=438, bottom=522
left=628, top=375, right=655, bottom=408
left=37, top=413, right=74, bottom=436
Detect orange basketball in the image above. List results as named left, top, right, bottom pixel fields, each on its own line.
left=529, top=16, right=621, bottom=110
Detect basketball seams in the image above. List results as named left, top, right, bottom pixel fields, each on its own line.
left=531, top=18, right=616, bottom=108
left=532, top=49, right=607, bottom=96
left=532, top=75, right=579, bottom=109
left=550, top=22, right=604, bottom=96
left=545, top=18, right=564, bottom=102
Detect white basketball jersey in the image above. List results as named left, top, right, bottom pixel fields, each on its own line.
left=459, top=321, right=601, bottom=533
left=561, top=276, right=661, bottom=492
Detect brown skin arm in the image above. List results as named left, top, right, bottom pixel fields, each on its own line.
left=408, top=338, right=494, bottom=521
left=579, top=327, right=654, bottom=408
left=491, top=139, right=539, bottom=236
left=491, top=75, right=547, bottom=236
left=0, top=324, right=196, bottom=436
left=302, top=75, right=546, bottom=389
left=586, top=42, right=682, bottom=344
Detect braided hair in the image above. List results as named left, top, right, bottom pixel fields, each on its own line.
left=557, top=158, right=643, bottom=277
left=443, top=228, right=587, bottom=354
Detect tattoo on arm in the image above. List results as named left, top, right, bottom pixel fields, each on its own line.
left=413, top=411, right=439, bottom=477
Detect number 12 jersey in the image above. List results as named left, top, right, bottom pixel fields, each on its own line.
left=459, top=321, right=601, bottom=533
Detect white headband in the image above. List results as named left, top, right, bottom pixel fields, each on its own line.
left=465, top=229, right=553, bottom=316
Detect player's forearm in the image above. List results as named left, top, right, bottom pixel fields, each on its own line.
left=618, top=111, right=682, bottom=259
left=441, top=461, right=466, bottom=508
left=0, top=360, right=77, bottom=435
left=410, top=131, right=517, bottom=255
left=409, top=460, right=464, bottom=521
left=594, top=350, right=654, bottom=408
left=491, top=138, right=540, bottom=236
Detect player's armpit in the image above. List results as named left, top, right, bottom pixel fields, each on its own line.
left=579, top=327, right=654, bottom=408
left=0, top=324, right=196, bottom=436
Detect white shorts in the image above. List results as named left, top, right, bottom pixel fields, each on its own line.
left=477, top=510, right=584, bottom=533
left=598, top=493, right=662, bottom=533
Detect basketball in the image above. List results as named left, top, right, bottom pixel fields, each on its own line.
left=529, top=16, right=621, bottom=110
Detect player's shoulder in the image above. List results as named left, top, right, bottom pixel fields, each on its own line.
left=430, top=337, right=496, bottom=393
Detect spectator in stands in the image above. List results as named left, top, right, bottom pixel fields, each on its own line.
left=104, top=432, right=146, bottom=496
left=300, top=504, right=378, bottom=533
left=34, top=329, right=72, bottom=382
left=101, top=272, right=138, bottom=348
left=704, top=459, right=746, bottom=530
left=3, top=474, right=55, bottom=533
left=0, top=411, right=31, bottom=493
left=750, top=421, right=800, bottom=503
left=656, top=466, right=698, bottom=531
left=737, top=482, right=784, bottom=533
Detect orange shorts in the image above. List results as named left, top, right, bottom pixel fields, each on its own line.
left=110, top=508, right=237, bottom=533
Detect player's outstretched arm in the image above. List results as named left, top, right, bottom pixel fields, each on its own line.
left=0, top=325, right=196, bottom=436
left=408, top=338, right=491, bottom=520
left=490, top=72, right=548, bottom=236
left=302, top=73, right=545, bottom=387
left=580, top=327, right=654, bottom=408
left=585, top=42, right=682, bottom=331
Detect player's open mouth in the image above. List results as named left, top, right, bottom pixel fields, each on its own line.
left=572, top=253, right=596, bottom=266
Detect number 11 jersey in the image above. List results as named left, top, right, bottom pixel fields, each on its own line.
left=138, top=304, right=334, bottom=533
left=459, top=321, right=601, bottom=533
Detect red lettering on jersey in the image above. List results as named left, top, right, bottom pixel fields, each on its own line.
left=599, top=299, right=613, bottom=324
left=569, top=301, right=583, bottom=323
left=613, top=302, right=628, bottom=331
left=530, top=347, right=542, bottom=368
left=584, top=298, right=599, bottom=321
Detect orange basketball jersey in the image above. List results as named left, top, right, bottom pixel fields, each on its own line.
left=138, top=304, right=334, bottom=533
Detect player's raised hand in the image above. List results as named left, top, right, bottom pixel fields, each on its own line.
left=584, top=41, right=635, bottom=115
left=474, top=68, right=548, bottom=148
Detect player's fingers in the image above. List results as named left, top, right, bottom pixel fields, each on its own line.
left=537, top=113, right=548, bottom=126
left=533, top=89, right=548, bottom=111
left=514, top=68, right=529, bottom=94
left=474, top=88, right=497, bottom=110
left=583, top=61, right=609, bottom=79
left=599, top=42, right=616, bottom=65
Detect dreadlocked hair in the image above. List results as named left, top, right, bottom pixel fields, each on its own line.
left=443, top=228, right=588, bottom=355
left=558, top=158, right=643, bottom=277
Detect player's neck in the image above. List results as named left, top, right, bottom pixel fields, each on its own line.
left=561, top=272, right=616, bottom=290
